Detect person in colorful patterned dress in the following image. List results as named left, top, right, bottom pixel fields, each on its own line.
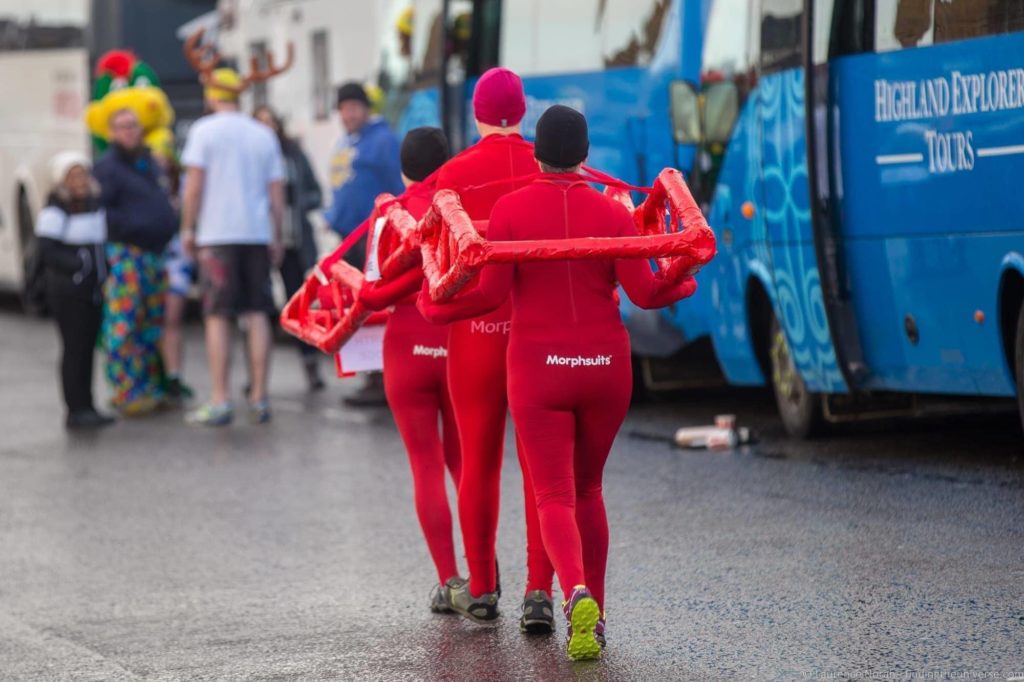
left=93, top=108, right=178, bottom=416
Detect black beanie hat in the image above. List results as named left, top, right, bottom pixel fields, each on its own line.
left=401, top=127, right=450, bottom=182
left=534, top=104, right=589, bottom=169
left=336, top=81, right=370, bottom=107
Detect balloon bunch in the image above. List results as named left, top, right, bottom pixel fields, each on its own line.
left=84, top=50, right=175, bottom=153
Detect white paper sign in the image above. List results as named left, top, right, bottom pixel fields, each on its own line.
left=364, top=216, right=388, bottom=283
left=337, top=324, right=385, bottom=374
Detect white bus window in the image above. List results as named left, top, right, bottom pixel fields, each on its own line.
left=876, top=0, right=1024, bottom=52
left=0, top=3, right=87, bottom=51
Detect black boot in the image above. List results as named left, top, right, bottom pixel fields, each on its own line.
left=304, top=356, right=326, bottom=392
left=342, top=372, right=387, bottom=407
left=66, top=409, right=115, bottom=430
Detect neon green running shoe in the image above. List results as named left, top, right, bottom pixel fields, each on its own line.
left=185, top=402, right=234, bottom=427
left=563, top=586, right=602, bottom=661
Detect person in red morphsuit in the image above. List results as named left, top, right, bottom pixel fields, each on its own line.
left=359, top=127, right=462, bottom=613
left=419, top=68, right=557, bottom=632
left=419, top=105, right=697, bottom=660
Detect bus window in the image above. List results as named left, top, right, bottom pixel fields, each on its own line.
left=876, top=0, right=1024, bottom=51
left=500, top=0, right=671, bottom=76
left=761, top=0, right=804, bottom=74
left=693, top=0, right=756, bottom=201
left=377, top=1, right=443, bottom=126
left=603, top=0, right=672, bottom=68
left=0, top=6, right=86, bottom=51
left=827, top=0, right=870, bottom=59
left=412, top=2, right=444, bottom=89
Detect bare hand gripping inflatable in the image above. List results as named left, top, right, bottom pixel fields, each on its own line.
left=419, top=168, right=716, bottom=303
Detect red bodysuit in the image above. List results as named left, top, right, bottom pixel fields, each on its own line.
left=419, top=175, right=696, bottom=611
left=360, top=188, right=461, bottom=586
left=431, top=133, right=554, bottom=598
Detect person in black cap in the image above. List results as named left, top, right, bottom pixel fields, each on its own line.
left=358, top=126, right=466, bottom=614
left=325, top=81, right=403, bottom=406
left=416, top=104, right=698, bottom=660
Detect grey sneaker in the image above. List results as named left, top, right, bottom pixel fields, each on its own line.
left=519, top=590, right=555, bottom=634
left=430, top=582, right=456, bottom=614
left=443, top=576, right=500, bottom=625
left=185, top=402, right=234, bottom=427
left=247, top=399, right=271, bottom=424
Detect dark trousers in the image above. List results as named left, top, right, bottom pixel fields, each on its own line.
left=51, top=293, right=103, bottom=413
left=279, top=248, right=317, bottom=359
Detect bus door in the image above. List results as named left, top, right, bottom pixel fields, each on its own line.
left=825, top=0, right=1024, bottom=396
left=756, top=0, right=849, bottom=393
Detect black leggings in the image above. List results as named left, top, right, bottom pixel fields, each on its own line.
left=51, top=293, right=103, bottom=413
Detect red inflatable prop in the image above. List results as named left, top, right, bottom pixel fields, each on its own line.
left=279, top=218, right=388, bottom=354
left=420, top=167, right=716, bottom=302
left=375, top=195, right=424, bottom=280
left=281, top=167, right=715, bottom=353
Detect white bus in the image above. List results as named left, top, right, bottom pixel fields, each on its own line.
left=0, top=1, right=90, bottom=304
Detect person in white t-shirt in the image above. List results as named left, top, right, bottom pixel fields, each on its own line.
left=179, top=67, right=286, bottom=427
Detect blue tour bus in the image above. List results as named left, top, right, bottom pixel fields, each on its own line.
left=377, top=0, right=1024, bottom=436
left=674, top=0, right=1024, bottom=436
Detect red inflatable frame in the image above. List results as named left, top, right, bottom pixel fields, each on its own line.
left=281, top=167, right=716, bottom=352
left=278, top=198, right=404, bottom=354
left=420, top=168, right=716, bottom=302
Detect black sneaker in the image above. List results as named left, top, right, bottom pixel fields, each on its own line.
left=430, top=582, right=455, bottom=614
left=519, top=590, right=555, bottom=634
left=66, top=409, right=115, bottom=430
left=164, top=376, right=194, bottom=407
left=443, top=576, right=500, bottom=625
left=595, top=618, right=606, bottom=648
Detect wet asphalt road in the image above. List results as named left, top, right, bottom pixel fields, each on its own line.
left=1, top=307, right=1022, bottom=681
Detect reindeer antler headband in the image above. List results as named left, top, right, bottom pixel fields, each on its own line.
left=183, top=28, right=294, bottom=94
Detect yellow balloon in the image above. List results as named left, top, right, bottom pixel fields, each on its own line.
left=145, top=127, right=176, bottom=160
left=84, top=85, right=176, bottom=140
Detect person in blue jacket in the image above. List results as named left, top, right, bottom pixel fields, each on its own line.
left=324, top=82, right=402, bottom=407
left=324, top=82, right=403, bottom=268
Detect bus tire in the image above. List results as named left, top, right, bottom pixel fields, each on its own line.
left=1015, top=300, right=1024, bottom=435
left=768, top=312, right=825, bottom=438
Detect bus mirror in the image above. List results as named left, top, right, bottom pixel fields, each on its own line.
left=702, top=81, right=739, bottom=146
left=669, top=80, right=700, bottom=144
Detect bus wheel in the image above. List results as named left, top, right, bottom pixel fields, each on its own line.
left=768, top=313, right=824, bottom=438
left=1015, top=300, right=1024, bottom=435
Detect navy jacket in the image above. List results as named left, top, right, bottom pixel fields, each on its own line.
left=93, top=145, right=177, bottom=253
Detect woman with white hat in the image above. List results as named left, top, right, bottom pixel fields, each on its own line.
left=35, top=151, right=114, bottom=429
